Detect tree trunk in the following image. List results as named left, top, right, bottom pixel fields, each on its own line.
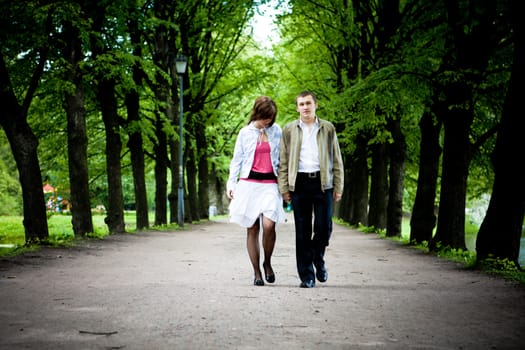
left=431, top=99, right=470, bottom=250
left=368, top=142, right=388, bottom=230
left=166, top=86, right=178, bottom=225
left=476, top=0, right=525, bottom=266
left=125, top=88, right=149, bottom=230
left=149, top=2, right=178, bottom=226
left=0, top=54, right=48, bottom=243
left=126, top=81, right=149, bottom=230
left=64, top=80, right=93, bottom=236
left=196, top=119, right=210, bottom=220
left=185, top=127, right=197, bottom=223
left=125, top=6, right=149, bottom=230
left=386, top=116, right=406, bottom=238
left=349, top=136, right=369, bottom=226
left=63, top=21, right=93, bottom=237
left=154, top=113, right=168, bottom=226
left=338, top=158, right=352, bottom=221
left=430, top=0, right=497, bottom=251
left=410, top=111, right=442, bottom=244
left=98, top=79, right=125, bottom=233
left=88, top=1, right=125, bottom=233
left=209, top=162, right=226, bottom=215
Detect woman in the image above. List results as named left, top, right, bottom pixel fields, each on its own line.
left=227, top=96, right=286, bottom=286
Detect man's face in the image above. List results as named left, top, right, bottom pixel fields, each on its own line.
left=296, top=95, right=317, bottom=121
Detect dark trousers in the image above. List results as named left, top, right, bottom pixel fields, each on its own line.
left=290, top=173, right=333, bottom=282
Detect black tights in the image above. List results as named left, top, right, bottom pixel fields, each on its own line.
left=246, top=216, right=276, bottom=280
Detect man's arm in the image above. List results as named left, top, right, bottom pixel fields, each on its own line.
left=278, top=126, right=290, bottom=199
left=332, top=131, right=344, bottom=199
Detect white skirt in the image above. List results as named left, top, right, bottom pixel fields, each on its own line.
left=229, top=180, right=286, bottom=228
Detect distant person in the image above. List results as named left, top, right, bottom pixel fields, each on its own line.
left=227, top=96, right=286, bottom=286
left=278, top=91, right=344, bottom=288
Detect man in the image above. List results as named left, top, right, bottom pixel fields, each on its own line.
left=278, top=91, right=344, bottom=288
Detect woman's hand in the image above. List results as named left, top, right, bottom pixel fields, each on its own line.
left=227, top=190, right=234, bottom=200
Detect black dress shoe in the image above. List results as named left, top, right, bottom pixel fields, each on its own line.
left=300, top=280, right=315, bottom=288
left=254, top=278, right=264, bottom=286
left=316, top=266, right=328, bottom=283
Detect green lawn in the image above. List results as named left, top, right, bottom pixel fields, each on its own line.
left=0, top=212, right=179, bottom=256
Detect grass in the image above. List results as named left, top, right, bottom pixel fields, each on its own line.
left=0, top=212, right=180, bottom=257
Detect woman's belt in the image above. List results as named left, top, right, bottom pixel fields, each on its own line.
left=248, top=170, right=277, bottom=180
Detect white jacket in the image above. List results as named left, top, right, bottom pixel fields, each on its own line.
left=227, top=122, right=282, bottom=193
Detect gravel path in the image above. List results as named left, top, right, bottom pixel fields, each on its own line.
left=1, top=214, right=524, bottom=349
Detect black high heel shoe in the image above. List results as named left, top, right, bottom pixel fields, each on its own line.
left=265, top=273, right=275, bottom=283
left=254, top=278, right=264, bottom=286
left=263, top=261, right=275, bottom=283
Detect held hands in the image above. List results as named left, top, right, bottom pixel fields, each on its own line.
left=282, top=191, right=341, bottom=203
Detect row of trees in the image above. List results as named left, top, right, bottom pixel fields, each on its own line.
left=272, top=0, right=523, bottom=265
left=1, top=0, right=260, bottom=238
left=0, top=0, right=523, bottom=265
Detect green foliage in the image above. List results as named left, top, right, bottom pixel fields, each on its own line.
left=432, top=242, right=477, bottom=266
left=0, top=0, right=520, bottom=266
left=474, top=257, right=525, bottom=285
left=0, top=135, right=22, bottom=216
left=0, top=214, right=110, bottom=251
left=449, top=244, right=524, bottom=283
left=0, top=216, right=25, bottom=246
left=0, top=212, right=185, bottom=257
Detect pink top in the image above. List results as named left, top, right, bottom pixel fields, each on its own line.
left=241, top=142, right=276, bottom=183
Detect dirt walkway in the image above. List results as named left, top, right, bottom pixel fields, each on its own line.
left=1, top=215, right=524, bottom=349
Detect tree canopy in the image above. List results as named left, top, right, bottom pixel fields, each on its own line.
left=0, top=0, right=522, bottom=266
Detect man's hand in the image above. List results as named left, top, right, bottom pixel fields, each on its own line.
left=282, top=191, right=291, bottom=203
left=334, top=192, right=342, bottom=202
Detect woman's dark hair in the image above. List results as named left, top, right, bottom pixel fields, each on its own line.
left=248, top=96, right=277, bottom=126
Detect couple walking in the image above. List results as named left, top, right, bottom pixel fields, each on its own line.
left=226, top=91, right=344, bottom=288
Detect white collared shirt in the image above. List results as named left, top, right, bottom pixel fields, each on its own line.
left=298, top=118, right=320, bottom=173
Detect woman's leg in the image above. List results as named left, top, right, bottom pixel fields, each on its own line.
left=262, top=216, right=276, bottom=282
left=247, top=218, right=263, bottom=284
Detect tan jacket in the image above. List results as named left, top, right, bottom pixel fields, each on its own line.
left=278, top=118, right=344, bottom=194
